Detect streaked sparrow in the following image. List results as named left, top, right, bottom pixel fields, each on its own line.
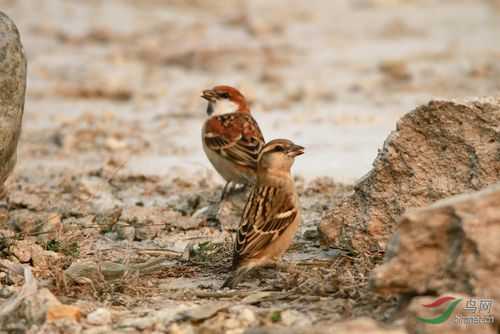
left=222, top=139, right=304, bottom=288
left=201, top=85, right=265, bottom=200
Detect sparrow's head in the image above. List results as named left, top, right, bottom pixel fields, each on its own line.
left=258, top=139, right=304, bottom=173
left=201, top=85, right=249, bottom=117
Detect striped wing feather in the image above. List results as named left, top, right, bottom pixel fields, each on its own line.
left=204, top=113, right=264, bottom=169
left=233, top=185, right=297, bottom=268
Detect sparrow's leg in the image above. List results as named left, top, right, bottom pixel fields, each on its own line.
left=251, top=265, right=277, bottom=280
left=221, top=266, right=251, bottom=289
left=220, top=181, right=232, bottom=201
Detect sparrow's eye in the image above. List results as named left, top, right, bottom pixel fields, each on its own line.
left=219, top=92, right=230, bottom=99
left=273, top=145, right=285, bottom=152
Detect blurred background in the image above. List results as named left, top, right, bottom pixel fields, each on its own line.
left=2, top=0, right=500, bottom=184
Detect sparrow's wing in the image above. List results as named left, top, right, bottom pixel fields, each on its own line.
left=233, top=185, right=298, bottom=268
left=204, top=113, right=264, bottom=169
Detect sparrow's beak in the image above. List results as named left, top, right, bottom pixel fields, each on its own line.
left=287, top=144, right=305, bottom=157
left=201, top=89, right=217, bottom=102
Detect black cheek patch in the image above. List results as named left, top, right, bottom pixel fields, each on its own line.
left=207, top=103, right=214, bottom=116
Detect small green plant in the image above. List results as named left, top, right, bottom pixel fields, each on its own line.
left=270, top=310, right=282, bottom=323
left=63, top=241, right=80, bottom=257
left=46, top=239, right=61, bottom=252
left=45, top=239, right=80, bottom=258
left=0, top=233, right=13, bottom=256
left=190, top=241, right=219, bottom=262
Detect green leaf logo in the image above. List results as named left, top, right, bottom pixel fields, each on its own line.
left=416, top=296, right=462, bottom=325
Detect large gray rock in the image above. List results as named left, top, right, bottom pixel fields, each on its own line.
left=372, top=183, right=500, bottom=327
left=319, top=99, right=500, bottom=259
left=0, top=11, right=26, bottom=198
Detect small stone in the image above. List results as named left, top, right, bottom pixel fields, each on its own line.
left=169, top=215, right=203, bottom=230
left=32, top=250, right=61, bottom=269
left=178, top=302, right=228, bottom=321
left=238, top=307, right=256, bottom=324
left=7, top=191, right=43, bottom=210
left=82, top=325, right=112, bottom=334
left=0, top=284, right=15, bottom=298
left=10, top=240, right=31, bottom=263
left=10, top=240, right=41, bottom=263
left=28, top=243, right=45, bottom=264
left=47, top=304, right=82, bottom=322
left=114, top=223, right=135, bottom=241
left=118, top=316, right=155, bottom=330
left=120, top=206, right=169, bottom=240
left=135, top=224, right=161, bottom=241
left=224, top=317, right=240, bottom=329
left=280, top=309, right=311, bottom=327
left=168, top=322, right=194, bottom=334
left=302, top=229, right=319, bottom=240
left=8, top=210, right=62, bottom=243
left=86, top=308, right=112, bottom=325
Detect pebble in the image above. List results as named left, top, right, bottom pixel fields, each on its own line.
left=87, top=308, right=112, bottom=326
left=280, top=309, right=311, bottom=327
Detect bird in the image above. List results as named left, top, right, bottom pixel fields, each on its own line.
left=200, top=85, right=265, bottom=200
left=222, top=139, right=304, bottom=288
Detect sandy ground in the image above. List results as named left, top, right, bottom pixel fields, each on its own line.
left=1, top=0, right=500, bottom=333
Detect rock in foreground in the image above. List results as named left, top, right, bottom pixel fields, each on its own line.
left=372, top=183, right=500, bottom=331
left=320, top=99, right=500, bottom=256
left=0, top=11, right=26, bottom=198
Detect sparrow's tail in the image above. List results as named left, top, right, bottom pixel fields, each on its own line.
left=221, top=267, right=250, bottom=289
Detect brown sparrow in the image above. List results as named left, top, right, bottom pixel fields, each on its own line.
left=201, top=85, right=265, bottom=199
left=222, top=139, right=304, bottom=288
